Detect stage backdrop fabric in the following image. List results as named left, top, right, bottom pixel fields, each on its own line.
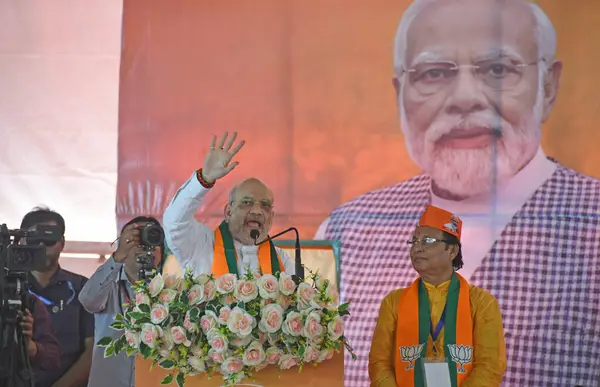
left=116, top=0, right=600, bottom=237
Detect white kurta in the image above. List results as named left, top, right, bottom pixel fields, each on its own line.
left=163, top=172, right=294, bottom=276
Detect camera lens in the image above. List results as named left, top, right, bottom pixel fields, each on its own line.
left=139, top=223, right=164, bottom=247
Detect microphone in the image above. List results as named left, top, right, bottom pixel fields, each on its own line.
left=253, top=227, right=304, bottom=284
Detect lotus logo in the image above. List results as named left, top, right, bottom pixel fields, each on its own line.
left=446, top=344, right=473, bottom=374
left=399, top=344, right=425, bottom=370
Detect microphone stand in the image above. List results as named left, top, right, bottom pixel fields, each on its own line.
left=253, top=227, right=304, bottom=284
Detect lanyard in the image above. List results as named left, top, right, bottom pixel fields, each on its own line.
left=430, top=303, right=447, bottom=356
left=29, top=280, right=76, bottom=314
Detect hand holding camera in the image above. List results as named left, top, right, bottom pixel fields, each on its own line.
left=114, top=222, right=165, bottom=281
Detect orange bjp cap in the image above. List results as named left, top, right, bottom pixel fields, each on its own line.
left=418, top=205, right=462, bottom=239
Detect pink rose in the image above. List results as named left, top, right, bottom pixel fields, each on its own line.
left=258, top=304, right=284, bottom=333
left=188, top=284, right=205, bottom=305
left=281, top=311, right=303, bottom=337
left=163, top=275, right=182, bottom=291
left=220, top=357, right=243, bottom=375
left=265, top=347, right=283, bottom=365
left=184, top=311, right=199, bottom=333
left=135, top=292, right=150, bottom=306
left=217, top=306, right=232, bottom=325
left=140, top=323, right=160, bottom=348
left=200, top=313, right=218, bottom=335
left=170, top=326, right=190, bottom=346
left=207, top=331, right=229, bottom=353
left=297, top=283, right=316, bottom=310
left=204, top=281, right=217, bottom=302
left=224, top=294, right=238, bottom=305
left=303, top=311, right=324, bottom=340
left=257, top=274, right=279, bottom=299
left=148, top=274, right=165, bottom=297
left=235, top=280, right=259, bottom=302
left=150, top=304, right=169, bottom=325
left=215, top=273, right=237, bottom=294
left=303, top=345, right=320, bottom=363
left=124, top=330, right=140, bottom=348
left=158, top=288, right=178, bottom=304
left=317, top=348, right=335, bottom=362
left=278, top=354, right=299, bottom=370
left=242, top=341, right=266, bottom=367
left=327, top=316, right=344, bottom=340
left=227, top=307, right=255, bottom=337
left=278, top=273, right=297, bottom=296
left=209, top=349, right=226, bottom=363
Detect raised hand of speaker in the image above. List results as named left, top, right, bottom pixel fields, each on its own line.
left=200, top=132, right=245, bottom=183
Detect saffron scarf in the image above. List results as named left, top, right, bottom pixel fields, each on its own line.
left=212, top=220, right=283, bottom=277
left=394, top=273, right=473, bottom=387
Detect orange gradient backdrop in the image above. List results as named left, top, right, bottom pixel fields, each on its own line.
left=116, top=0, right=600, bottom=237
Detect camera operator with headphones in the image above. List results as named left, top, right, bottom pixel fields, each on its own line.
left=78, top=216, right=166, bottom=387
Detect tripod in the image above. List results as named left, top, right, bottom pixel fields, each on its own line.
left=0, top=289, right=35, bottom=387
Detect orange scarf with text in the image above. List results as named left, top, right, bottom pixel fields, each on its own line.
left=394, top=273, right=473, bottom=387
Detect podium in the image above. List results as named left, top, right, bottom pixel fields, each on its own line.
left=147, top=240, right=344, bottom=386
left=135, top=349, right=344, bottom=386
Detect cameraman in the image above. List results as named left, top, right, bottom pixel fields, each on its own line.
left=79, top=217, right=165, bottom=387
left=22, top=207, right=94, bottom=387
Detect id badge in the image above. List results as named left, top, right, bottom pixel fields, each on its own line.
left=422, top=357, right=451, bottom=387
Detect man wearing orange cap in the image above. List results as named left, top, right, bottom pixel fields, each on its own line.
left=368, top=206, right=506, bottom=387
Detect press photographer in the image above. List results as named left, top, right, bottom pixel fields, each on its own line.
left=79, top=216, right=166, bottom=387
left=0, top=223, right=61, bottom=387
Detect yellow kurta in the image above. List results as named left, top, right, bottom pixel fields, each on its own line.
left=368, top=280, right=507, bottom=387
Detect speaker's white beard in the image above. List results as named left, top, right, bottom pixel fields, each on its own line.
left=400, top=75, right=544, bottom=198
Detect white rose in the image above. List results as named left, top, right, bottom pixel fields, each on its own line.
left=257, top=274, right=279, bottom=299
left=158, top=288, right=178, bottom=304
left=234, top=279, right=259, bottom=303
left=215, top=273, right=237, bottom=294
left=148, top=274, right=165, bottom=297
left=150, top=304, right=169, bottom=325
left=258, top=304, right=284, bottom=334
left=227, top=307, right=255, bottom=337
left=140, top=323, right=160, bottom=348
left=278, top=272, right=297, bottom=296
left=242, top=341, right=266, bottom=367
left=124, top=330, right=141, bottom=348
left=187, top=284, right=205, bottom=305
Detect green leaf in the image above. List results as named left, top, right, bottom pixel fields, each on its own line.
left=333, top=342, right=341, bottom=351
left=298, top=345, right=306, bottom=359
left=337, top=302, right=350, bottom=314
left=125, top=347, right=135, bottom=357
left=115, top=313, right=125, bottom=322
left=189, top=307, right=200, bottom=321
left=128, top=311, right=146, bottom=320
left=161, top=374, right=174, bottom=384
left=104, top=343, right=115, bottom=358
left=96, top=336, right=112, bottom=347
left=140, top=342, right=152, bottom=359
left=110, top=322, right=126, bottom=330
left=159, top=360, right=175, bottom=370
left=139, top=304, right=151, bottom=314
left=176, top=373, right=185, bottom=387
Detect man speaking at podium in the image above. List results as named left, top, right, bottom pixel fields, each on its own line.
left=163, top=132, right=294, bottom=277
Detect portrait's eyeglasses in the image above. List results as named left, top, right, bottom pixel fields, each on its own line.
left=402, top=57, right=545, bottom=96
left=407, top=236, right=452, bottom=247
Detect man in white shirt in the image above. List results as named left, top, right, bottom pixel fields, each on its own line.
left=163, top=132, right=294, bottom=277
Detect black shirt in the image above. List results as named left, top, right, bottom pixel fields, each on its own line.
left=28, top=267, right=94, bottom=387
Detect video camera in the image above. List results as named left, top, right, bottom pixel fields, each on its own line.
left=136, top=223, right=165, bottom=281
left=0, top=223, right=62, bottom=387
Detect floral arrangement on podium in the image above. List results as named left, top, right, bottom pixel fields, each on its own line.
left=98, top=269, right=355, bottom=387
